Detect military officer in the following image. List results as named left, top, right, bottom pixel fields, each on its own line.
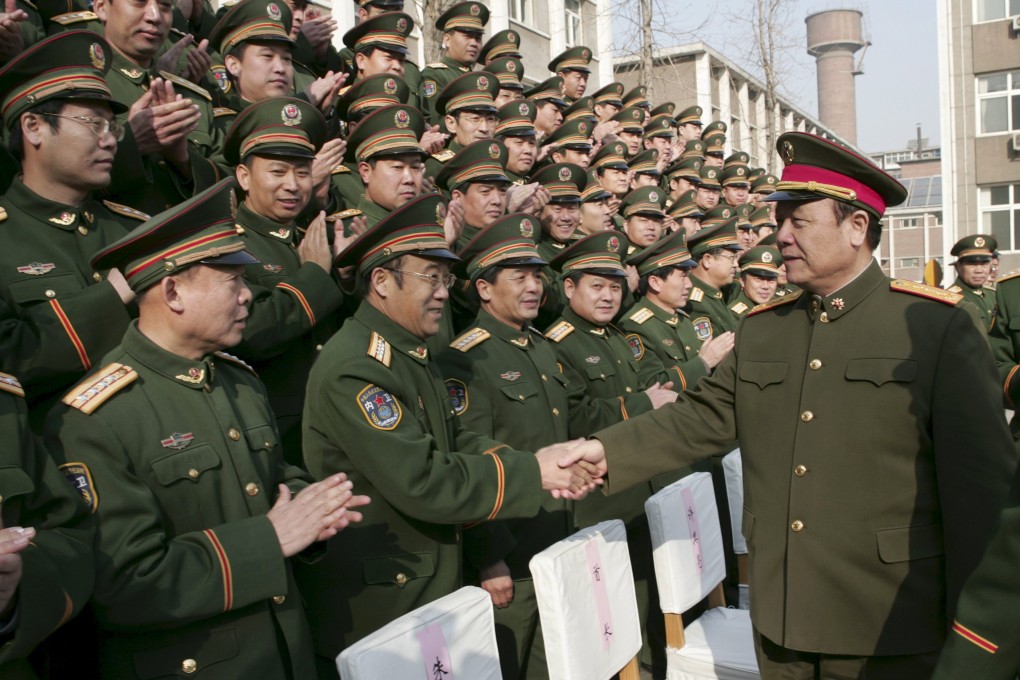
left=590, top=140, right=630, bottom=228
left=748, top=204, right=776, bottom=243
left=544, top=117, right=594, bottom=169
left=297, top=192, right=599, bottom=674
left=734, top=203, right=758, bottom=250
left=496, top=99, right=539, bottom=184
left=590, top=81, right=624, bottom=123
left=751, top=172, right=779, bottom=204
left=524, top=76, right=568, bottom=141
left=44, top=179, right=370, bottom=679
left=628, top=148, right=662, bottom=190
left=340, top=10, right=413, bottom=87
left=664, top=156, right=703, bottom=202
left=948, top=234, right=998, bottom=332
left=478, top=27, right=522, bottom=65
left=577, top=174, right=614, bottom=237
left=483, top=56, right=526, bottom=106
left=531, top=162, right=587, bottom=263
left=424, top=70, right=500, bottom=179
left=666, top=189, right=704, bottom=237
left=728, top=244, right=781, bottom=319
left=696, top=164, right=722, bottom=210
left=621, top=85, right=650, bottom=116
left=0, top=32, right=146, bottom=424
left=987, top=266, right=1020, bottom=439
left=612, top=105, right=646, bottom=158
left=721, top=164, right=751, bottom=207
left=0, top=370, right=94, bottom=676
left=686, top=219, right=743, bottom=337
left=421, top=0, right=488, bottom=125
left=674, top=104, right=703, bottom=144
left=643, top=113, right=675, bottom=167
left=557, top=131, right=1019, bottom=679
left=620, top=185, right=667, bottom=253
left=548, top=45, right=592, bottom=102
left=563, top=95, right=596, bottom=127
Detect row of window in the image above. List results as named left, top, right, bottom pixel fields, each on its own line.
left=982, top=184, right=1020, bottom=251
left=509, top=0, right=584, bottom=46
left=978, top=70, right=1020, bottom=134
left=975, top=0, right=1020, bottom=22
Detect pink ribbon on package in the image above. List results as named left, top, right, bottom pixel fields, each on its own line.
left=417, top=622, right=454, bottom=680
left=585, top=538, right=615, bottom=650
left=682, top=487, right=703, bottom=574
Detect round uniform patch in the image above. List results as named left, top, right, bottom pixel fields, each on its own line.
left=558, top=166, right=571, bottom=181
left=507, top=60, right=516, bottom=72
left=578, top=121, right=587, bottom=134
left=607, top=235, right=620, bottom=252
left=424, top=80, right=437, bottom=98
left=519, top=218, right=535, bottom=238
left=692, top=317, right=713, bottom=341
left=396, top=17, right=407, bottom=31
left=357, top=384, right=403, bottom=430
left=488, top=143, right=501, bottom=159
left=519, top=101, right=530, bottom=115
left=436, top=201, right=448, bottom=224
left=60, top=462, right=98, bottom=513
left=446, top=379, right=468, bottom=415
left=470, top=3, right=480, bottom=15
left=780, top=140, right=795, bottom=163
left=627, top=334, right=645, bottom=360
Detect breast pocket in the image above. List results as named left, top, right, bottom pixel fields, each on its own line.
left=7, top=272, right=86, bottom=307
left=498, top=382, right=540, bottom=404
left=150, top=446, right=221, bottom=487
left=584, top=363, right=617, bottom=382
left=845, top=358, right=917, bottom=386
left=738, top=361, right=788, bottom=389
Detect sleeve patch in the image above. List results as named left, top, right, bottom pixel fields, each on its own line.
left=59, top=462, right=98, bottom=513
left=445, top=379, right=468, bottom=415
left=357, top=385, right=402, bottom=430
left=424, top=80, right=438, bottom=97
left=692, top=317, right=713, bottom=341
left=626, top=333, right=645, bottom=360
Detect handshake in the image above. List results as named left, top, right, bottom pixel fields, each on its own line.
left=534, top=439, right=609, bottom=501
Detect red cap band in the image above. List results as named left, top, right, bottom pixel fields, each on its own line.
left=781, top=163, right=886, bottom=215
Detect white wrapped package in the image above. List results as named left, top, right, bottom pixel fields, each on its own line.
left=645, top=472, right=726, bottom=614
left=665, top=608, right=759, bottom=680
left=336, top=586, right=501, bottom=680
left=529, top=519, right=641, bottom=680
left=721, top=450, right=747, bottom=554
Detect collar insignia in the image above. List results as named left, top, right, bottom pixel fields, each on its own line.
left=49, top=212, right=75, bottom=226
left=176, top=367, right=204, bottom=384
left=269, top=227, right=291, bottom=240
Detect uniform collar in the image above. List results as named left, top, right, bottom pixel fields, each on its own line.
left=356, top=197, right=392, bottom=228
left=109, top=47, right=151, bottom=82
left=355, top=300, right=432, bottom=364
left=563, top=306, right=608, bottom=337
left=640, top=297, right=680, bottom=325
left=802, top=259, right=885, bottom=323
left=122, top=322, right=216, bottom=390
left=953, top=277, right=983, bottom=295
left=5, top=179, right=100, bottom=233
left=477, top=309, right=532, bottom=349
left=690, top=273, right=724, bottom=299
left=442, top=54, right=472, bottom=71
left=236, top=202, right=295, bottom=243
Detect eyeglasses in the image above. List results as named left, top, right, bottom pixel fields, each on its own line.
left=457, top=112, right=498, bottom=126
left=383, top=268, right=456, bottom=290
left=712, top=251, right=739, bottom=261
left=40, top=113, right=126, bottom=141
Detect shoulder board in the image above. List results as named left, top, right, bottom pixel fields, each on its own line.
left=213, top=107, right=236, bottom=118
left=331, top=164, right=352, bottom=174
left=221, top=0, right=239, bottom=6
left=427, top=63, right=449, bottom=69
left=450, top=327, right=491, bottom=352
left=890, top=279, right=963, bottom=305
left=367, top=331, right=392, bottom=367
left=62, top=363, right=137, bottom=415
left=997, top=269, right=1020, bottom=284
left=431, top=150, right=455, bottom=162
left=984, top=282, right=998, bottom=291
left=627, top=307, right=655, bottom=325
left=102, top=200, right=150, bottom=221
left=158, top=71, right=212, bottom=101
left=689, top=287, right=704, bottom=302
left=0, top=372, right=24, bottom=398
left=0, top=206, right=6, bottom=222
left=327, top=208, right=362, bottom=221
left=946, top=285, right=962, bottom=294
left=730, top=301, right=749, bottom=315
left=214, top=351, right=257, bottom=376
left=544, top=320, right=575, bottom=343
left=747, top=290, right=804, bottom=318
left=50, top=10, right=98, bottom=24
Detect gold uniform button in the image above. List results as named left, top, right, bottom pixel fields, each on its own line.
left=800, top=411, right=814, bottom=422
left=78, top=226, right=89, bottom=236
left=188, top=468, right=199, bottom=480
left=182, top=659, right=197, bottom=674
left=273, top=595, right=286, bottom=604
left=794, top=465, right=807, bottom=477
left=0, top=495, right=4, bottom=503
left=315, top=344, right=323, bottom=351
left=395, top=573, right=408, bottom=586
left=541, top=374, right=548, bottom=381
left=245, top=483, right=259, bottom=496
left=518, top=394, right=525, bottom=400
left=228, top=428, right=241, bottom=441
left=552, top=407, right=560, bottom=416
left=625, top=386, right=633, bottom=393
left=599, top=373, right=606, bottom=379
left=820, top=312, right=830, bottom=323
left=45, top=289, right=56, bottom=298
left=92, top=272, right=102, bottom=282
left=809, top=359, right=822, bottom=370
left=791, top=520, right=804, bottom=532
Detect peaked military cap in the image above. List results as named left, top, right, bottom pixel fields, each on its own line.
left=627, top=228, right=696, bottom=276
left=643, top=114, right=675, bottom=139
left=951, top=234, right=997, bottom=262
left=721, top=164, right=751, bottom=187
left=698, top=165, right=721, bottom=189
left=335, top=192, right=457, bottom=270
left=758, top=231, right=778, bottom=247
left=483, top=57, right=525, bottom=90
left=665, top=157, right=702, bottom=182
left=0, top=31, right=126, bottom=129
left=436, top=1, right=489, bottom=32
left=355, top=0, right=403, bottom=8
left=549, top=45, right=593, bottom=74
left=210, top=0, right=293, bottom=55
left=544, top=118, right=593, bottom=151
left=436, top=139, right=509, bottom=193
left=748, top=167, right=766, bottom=182
left=703, top=132, right=726, bottom=156
left=344, top=103, right=425, bottom=162
left=688, top=218, right=741, bottom=258
left=336, top=73, right=410, bottom=121
left=724, top=150, right=750, bottom=168
left=531, top=162, right=586, bottom=203
left=563, top=96, right=596, bottom=124
left=523, top=77, right=567, bottom=108
left=681, top=139, right=706, bottom=160
left=342, top=11, right=413, bottom=55
left=581, top=174, right=612, bottom=203
left=667, top=189, right=704, bottom=219
left=766, top=131, right=908, bottom=218
left=621, top=185, right=665, bottom=218
left=455, top=212, right=544, bottom=279
left=436, top=71, right=500, bottom=115
left=751, top=173, right=779, bottom=195
left=628, top=148, right=660, bottom=176
left=650, top=102, right=675, bottom=118
left=701, top=119, right=728, bottom=139
left=591, top=82, right=624, bottom=107
left=224, top=97, right=326, bottom=165
left=739, top=245, right=782, bottom=278
left=550, top=231, right=628, bottom=277
left=92, top=179, right=257, bottom=293
left=495, top=99, right=537, bottom=138
left=700, top=204, right=736, bottom=228
left=622, top=85, right=650, bottom=109
left=479, top=29, right=522, bottom=63
left=610, top=105, right=645, bottom=133
left=749, top=205, right=776, bottom=228
left=590, top=140, right=629, bottom=171
left=734, top=203, right=754, bottom=229
left=675, top=104, right=703, bottom=126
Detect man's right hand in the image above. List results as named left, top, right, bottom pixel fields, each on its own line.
left=0, top=0, right=27, bottom=62
left=0, top=518, right=33, bottom=617
left=644, top=381, right=678, bottom=408
left=297, top=211, right=334, bottom=272
left=128, top=79, right=200, bottom=160
left=267, top=473, right=371, bottom=557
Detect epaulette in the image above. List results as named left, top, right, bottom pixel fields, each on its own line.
left=0, top=206, right=7, bottom=222
left=213, top=107, right=236, bottom=118
left=431, top=150, right=455, bottom=162
left=450, top=327, right=491, bottom=352
left=0, top=372, right=24, bottom=398
left=689, top=287, right=704, bottom=302
left=747, top=290, right=803, bottom=318
left=627, top=307, right=654, bottom=325
left=367, top=331, right=392, bottom=367
left=730, top=301, right=749, bottom=315
left=946, top=285, right=962, bottom=294
left=214, top=351, right=257, bottom=376
left=997, top=269, right=1020, bottom=284
left=427, top=62, right=449, bottom=69
left=50, top=10, right=98, bottom=24
left=62, top=363, right=137, bottom=415
left=331, top=164, right=352, bottom=174
left=544, top=320, right=575, bottom=343
left=984, top=282, right=998, bottom=291
left=890, top=279, right=964, bottom=305
left=158, top=71, right=212, bottom=101
left=102, top=200, right=149, bottom=222
left=327, top=208, right=362, bottom=221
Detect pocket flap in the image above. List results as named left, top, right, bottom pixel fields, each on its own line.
left=133, top=627, right=238, bottom=679
left=363, top=552, right=436, bottom=586
left=7, top=272, right=84, bottom=305
left=845, top=358, right=917, bottom=386
left=876, top=523, right=944, bottom=563
left=498, top=383, right=539, bottom=402
left=0, top=466, right=35, bottom=501
left=738, top=361, right=788, bottom=389
left=244, top=424, right=278, bottom=451
left=584, top=363, right=616, bottom=381
left=151, top=446, right=220, bottom=486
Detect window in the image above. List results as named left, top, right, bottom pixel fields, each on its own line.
left=565, top=0, right=582, bottom=47
left=980, top=183, right=1020, bottom=251
left=509, top=0, right=530, bottom=25
left=977, top=71, right=1020, bottom=134
left=975, top=0, right=1020, bottom=22
left=900, top=258, right=920, bottom=268
left=898, top=218, right=918, bottom=228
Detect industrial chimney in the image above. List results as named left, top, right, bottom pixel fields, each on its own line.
left=805, top=9, right=867, bottom=145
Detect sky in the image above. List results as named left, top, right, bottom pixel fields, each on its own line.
left=610, top=0, right=941, bottom=153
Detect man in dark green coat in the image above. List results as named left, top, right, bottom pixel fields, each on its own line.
left=685, top=219, right=743, bottom=337
left=947, top=233, right=998, bottom=332
left=421, top=1, right=488, bottom=125
left=989, top=268, right=1020, bottom=439
left=554, top=132, right=1019, bottom=678
left=728, top=244, right=782, bottom=320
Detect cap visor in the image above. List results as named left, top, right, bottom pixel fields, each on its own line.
left=762, top=190, right=828, bottom=204
left=201, top=250, right=261, bottom=266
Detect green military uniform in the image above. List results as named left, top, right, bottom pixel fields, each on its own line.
left=530, top=162, right=586, bottom=328
left=563, top=95, right=596, bottom=126
left=0, top=372, right=94, bottom=677
left=423, top=71, right=500, bottom=179
left=43, top=180, right=320, bottom=679
left=592, top=132, right=1018, bottom=673
left=988, top=270, right=1020, bottom=439
left=721, top=164, right=751, bottom=207
left=548, top=45, right=592, bottom=105
left=297, top=194, right=549, bottom=672
left=948, top=234, right=998, bottom=332
left=686, top=219, right=743, bottom=337
left=421, top=1, right=489, bottom=125
left=0, top=32, right=146, bottom=421
left=728, top=244, right=782, bottom=320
